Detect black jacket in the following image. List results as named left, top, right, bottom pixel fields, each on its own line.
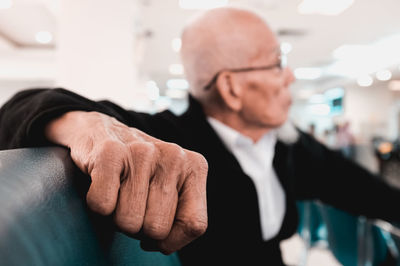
left=1, top=88, right=400, bottom=265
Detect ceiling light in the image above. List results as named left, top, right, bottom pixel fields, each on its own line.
left=298, top=0, right=354, bottom=16
left=294, top=67, right=322, bottom=80
left=35, top=31, right=53, bottom=44
left=169, top=64, right=184, bottom=75
left=166, top=79, right=189, bottom=90
left=357, top=75, right=373, bottom=87
left=376, top=70, right=392, bottom=81
left=0, top=0, right=12, bottom=9
left=179, top=0, right=228, bottom=10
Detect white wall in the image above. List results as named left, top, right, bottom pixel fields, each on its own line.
left=56, top=0, right=142, bottom=109
left=0, top=0, right=148, bottom=110
left=343, top=82, right=400, bottom=142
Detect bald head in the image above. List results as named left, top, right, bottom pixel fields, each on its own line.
left=180, top=7, right=278, bottom=102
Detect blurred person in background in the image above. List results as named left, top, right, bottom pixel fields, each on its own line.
left=335, top=121, right=356, bottom=159
left=1, top=7, right=400, bottom=266
left=308, top=123, right=316, bottom=138
left=320, top=128, right=336, bottom=148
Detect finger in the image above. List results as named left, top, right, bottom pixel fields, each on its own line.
left=142, top=170, right=179, bottom=241
left=86, top=161, right=122, bottom=216
left=158, top=154, right=208, bottom=254
left=158, top=180, right=208, bottom=254
left=141, top=143, right=185, bottom=241
left=114, top=143, right=154, bottom=235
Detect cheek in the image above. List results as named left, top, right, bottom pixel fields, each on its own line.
left=276, top=87, right=292, bottom=108
left=246, top=83, right=291, bottom=123
left=269, top=88, right=291, bottom=116
left=242, top=74, right=291, bottom=122
left=242, top=86, right=274, bottom=120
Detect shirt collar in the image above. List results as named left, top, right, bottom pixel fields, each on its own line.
left=207, top=117, right=277, bottom=151
left=207, top=117, right=243, bottom=152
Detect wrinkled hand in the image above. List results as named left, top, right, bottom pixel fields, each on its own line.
left=45, top=111, right=208, bottom=254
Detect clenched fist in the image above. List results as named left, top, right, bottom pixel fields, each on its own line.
left=45, top=111, right=208, bottom=254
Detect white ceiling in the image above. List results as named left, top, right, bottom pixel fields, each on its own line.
left=0, top=0, right=400, bottom=94
left=138, top=0, right=400, bottom=93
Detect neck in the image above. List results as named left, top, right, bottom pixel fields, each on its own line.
left=207, top=112, right=271, bottom=143
left=199, top=96, right=273, bottom=142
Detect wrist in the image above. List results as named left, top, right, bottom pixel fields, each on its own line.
left=45, top=111, right=91, bottom=147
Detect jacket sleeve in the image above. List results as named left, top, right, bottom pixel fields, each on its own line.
left=0, top=88, right=152, bottom=150
left=293, top=131, right=400, bottom=224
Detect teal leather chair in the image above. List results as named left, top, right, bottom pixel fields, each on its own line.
left=0, top=147, right=181, bottom=266
left=297, top=200, right=397, bottom=266
left=317, top=203, right=389, bottom=266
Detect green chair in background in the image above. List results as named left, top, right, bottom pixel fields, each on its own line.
left=297, top=200, right=398, bottom=266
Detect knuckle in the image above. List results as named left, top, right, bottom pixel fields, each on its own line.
left=168, top=143, right=184, bottom=153
left=86, top=195, right=115, bottom=216
left=130, top=141, right=155, bottom=154
left=180, top=218, right=208, bottom=239
left=160, top=248, right=174, bottom=256
left=156, top=142, right=186, bottom=172
left=115, top=214, right=143, bottom=234
left=143, top=221, right=171, bottom=240
left=158, top=142, right=184, bottom=158
left=101, top=139, right=121, bottom=151
left=129, top=142, right=156, bottom=161
left=158, top=242, right=177, bottom=255
left=188, top=152, right=208, bottom=175
left=97, top=140, right=126, bottom=160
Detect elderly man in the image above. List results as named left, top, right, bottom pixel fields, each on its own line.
left=1, top=7, right=400, bottom=266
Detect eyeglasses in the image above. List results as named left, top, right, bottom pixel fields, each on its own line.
left=203, top=54, right=287, bottom=90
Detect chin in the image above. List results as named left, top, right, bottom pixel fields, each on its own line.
left=270, top=112, right=289, bottom=127
left=272, top=120, right=287, bottom=128
left=259, top=111, right=289, bottom=129
left=264, top=118, right=287, bottom=129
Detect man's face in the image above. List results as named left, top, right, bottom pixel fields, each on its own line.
left=236, top=32, right=295, bottom=130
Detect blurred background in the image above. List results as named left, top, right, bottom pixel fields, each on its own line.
left=1, top=0, right=400, bottom=265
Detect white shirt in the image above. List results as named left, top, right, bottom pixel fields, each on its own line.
left=207, top=117, right=286, bottom=241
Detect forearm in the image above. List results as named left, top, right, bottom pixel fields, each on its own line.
left=45, top=111, right=99, bottom=148
left=294, top=131, right=400, bottom=223
left=0, top=88, right=134, bottom=149
left=0, top=89, right=91, bottom=149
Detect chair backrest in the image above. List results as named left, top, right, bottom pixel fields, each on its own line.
left=0, top=147, right=181, bottom=266
left=297, top=200, right=390, bottom=266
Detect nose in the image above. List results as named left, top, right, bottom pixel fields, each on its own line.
left=284, top=66, right=295, bottom=86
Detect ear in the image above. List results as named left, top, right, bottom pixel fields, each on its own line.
left=215, top=71, right=243, bottom=111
